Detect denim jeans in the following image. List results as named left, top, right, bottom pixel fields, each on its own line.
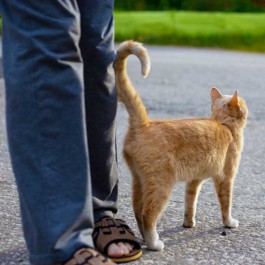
left=0, top=0, right=117, bottom=264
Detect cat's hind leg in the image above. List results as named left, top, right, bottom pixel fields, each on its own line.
left=132, top=172, right=144, bottom=238
left=124, top=151, right=145, bottom=237
left=141, top=176, right=173, bottom=251
left=213, top=176, right=239, bottom=228
left=183, top=179, right=203, bottom=228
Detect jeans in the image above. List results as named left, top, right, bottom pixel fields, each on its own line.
left=0, top=0, right=117, bottom=264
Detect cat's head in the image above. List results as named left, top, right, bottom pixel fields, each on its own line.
left=210, top=87, right=248, bottom=128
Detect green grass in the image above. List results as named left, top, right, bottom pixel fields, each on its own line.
left=114, top=11, right=265, bottom=52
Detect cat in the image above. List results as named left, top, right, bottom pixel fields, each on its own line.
left=114, top=41, right=248, bottom=251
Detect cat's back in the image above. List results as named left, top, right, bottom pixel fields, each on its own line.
left=129, top=118, right=231, bottom=140
left=125, top=118, right=232, bottom=154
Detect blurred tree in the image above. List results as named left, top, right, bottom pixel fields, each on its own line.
left=114, top=0, right=265, bottom=11
left=252, top=0, right=265, bottom=7
left=115, top=0, right=184, bottom=10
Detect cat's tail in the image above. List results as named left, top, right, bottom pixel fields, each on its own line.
left=114, top=40, right=150, bottom=128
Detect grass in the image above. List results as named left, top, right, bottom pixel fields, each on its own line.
left=114, top=11, right=265, bottom=52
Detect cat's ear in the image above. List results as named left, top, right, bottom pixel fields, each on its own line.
left=210, top=87, right=222, bottom=102
left=229, top=90, right=239, bottom=107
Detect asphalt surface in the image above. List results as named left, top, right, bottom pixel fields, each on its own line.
left=0, top=45, right=265, bottom=265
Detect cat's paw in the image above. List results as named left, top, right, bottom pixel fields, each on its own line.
left=146, top=239, right=164, bottom=251
left=144, top=228, right=164, bottom=251
left=224, top=218, right=239, bottom=228
left=183, top=218, right=196, bottom=228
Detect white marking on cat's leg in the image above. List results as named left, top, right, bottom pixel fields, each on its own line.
left=144, top=228, right=164, bottom=251
left=224, top=217, right=239, bottom=228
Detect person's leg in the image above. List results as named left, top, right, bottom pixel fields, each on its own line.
left=77, top=1, right=141, bottom=260
left=77, top=0, right=118, bottom=221
left=1, top=1, right=94, bottom=264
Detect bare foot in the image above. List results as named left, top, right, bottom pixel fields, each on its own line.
left=107, top=242, right=134, bottom=258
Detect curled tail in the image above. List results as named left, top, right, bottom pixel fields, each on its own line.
left=114, top=40, right=151, bottom=128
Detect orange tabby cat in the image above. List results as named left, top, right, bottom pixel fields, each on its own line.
left=114, top=41, right=248, bottom=251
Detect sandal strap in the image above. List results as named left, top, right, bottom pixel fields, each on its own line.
left=63, top=248, right=115, bottom=265
left=93, top=217, right=140, bottom=255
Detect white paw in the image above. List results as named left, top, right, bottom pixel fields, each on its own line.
left=183, top=218, right=196, bottom=228
left=224, top=218, right=239, bottom=228
left=147, top=239, right=164, bottom=251
left=144, top=229, right=164, bottom=251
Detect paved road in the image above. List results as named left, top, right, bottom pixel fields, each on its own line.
left=0, top=46, right=265, bottom=265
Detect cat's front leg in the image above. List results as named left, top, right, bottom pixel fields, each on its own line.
left=183, top=179, right=203, bottom=228
left=213, top=177, right=239, bottom=228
